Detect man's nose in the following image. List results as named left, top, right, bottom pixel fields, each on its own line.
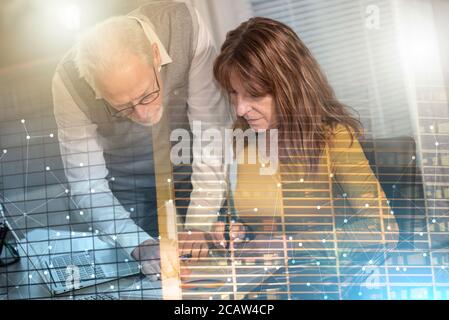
left=134, top=104, right=148, bottom=119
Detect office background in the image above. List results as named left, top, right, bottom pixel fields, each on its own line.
left=1, top=0, right=449, bottom=299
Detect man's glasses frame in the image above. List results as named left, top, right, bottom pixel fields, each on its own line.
left=104, top=67, right=160, bottom=118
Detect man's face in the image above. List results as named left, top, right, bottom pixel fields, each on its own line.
left=96, top=53, right=163, bottom=126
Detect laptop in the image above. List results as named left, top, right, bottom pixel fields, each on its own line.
left=0, top=202, right=141, bottom=295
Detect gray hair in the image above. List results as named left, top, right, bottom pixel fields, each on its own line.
left=75, top=16, right=153, bottom=94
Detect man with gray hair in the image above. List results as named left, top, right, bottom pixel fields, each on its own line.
left=52, top=1, right=231, bottom=279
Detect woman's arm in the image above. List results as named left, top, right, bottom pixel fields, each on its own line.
left=328, top=125, right=399, bottom=261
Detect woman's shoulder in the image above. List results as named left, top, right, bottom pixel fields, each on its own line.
left=326, top=123, right=359, bottom=149
left=326, top=123, right=356, bottom=138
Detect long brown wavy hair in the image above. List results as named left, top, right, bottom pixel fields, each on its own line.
left=213, top=17, right=362, bottom=171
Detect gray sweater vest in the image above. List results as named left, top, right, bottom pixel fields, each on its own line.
left=56, top=2, right=199, bottom=236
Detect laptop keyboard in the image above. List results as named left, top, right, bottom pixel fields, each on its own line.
left=50, top=251, right=106, bottom=283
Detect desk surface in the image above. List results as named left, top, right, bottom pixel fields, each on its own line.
left=0, top=228, right=163, bottom=300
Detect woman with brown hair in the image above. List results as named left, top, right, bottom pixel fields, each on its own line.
left=212, top=17, right=398, bottom=297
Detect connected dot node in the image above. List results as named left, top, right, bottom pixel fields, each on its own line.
left=365, top=203, right=370, bottom=208
left=167, top=178, right=171, bottom=183
left=21, top=119, right=25, bottom=124
left=49, top=133, right=54, bottom=138
left=66, top=215, right=70, bottom=220
left=26, top=135, right=30, bottom=140
left=79, top=162, right=84, bottom=167
left=299, top=178, right=304, bottom=183
left=344, top=219, right=348, bottom=223
left=2, top=149, right=7, bottom=154
left=45, top=166, right=50, bottom=171
left=298, top=242, right=303, bottom=247
left=435, top=142, right=439, bottom=146
left=254, top=208, right=258, bottom=212
left=65, top=189, right=69, bottom=193
left=317, top=206, right=321, bottom=210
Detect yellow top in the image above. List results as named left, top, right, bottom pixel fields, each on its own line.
left=233, top=124, right=398, bottom=256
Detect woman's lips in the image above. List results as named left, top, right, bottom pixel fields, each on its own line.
left=247, top=118, right=263, bottom=122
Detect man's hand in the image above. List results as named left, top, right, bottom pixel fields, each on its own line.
left=131, top=238, right=180, bottom=281
left=178, top=228, right=226, bottom=261
left=178, top=222, right=248, bottom=261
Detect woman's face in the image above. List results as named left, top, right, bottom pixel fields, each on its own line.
left=229, top=72, right=277, bottom=130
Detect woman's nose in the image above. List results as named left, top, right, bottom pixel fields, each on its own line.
left=235, top=97, right=250, bottom=117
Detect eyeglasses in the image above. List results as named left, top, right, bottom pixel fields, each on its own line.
left=104, top=67, right=160, bottom=118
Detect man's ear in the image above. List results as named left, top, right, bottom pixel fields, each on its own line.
left=152, top=43, right=161, bottom=71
